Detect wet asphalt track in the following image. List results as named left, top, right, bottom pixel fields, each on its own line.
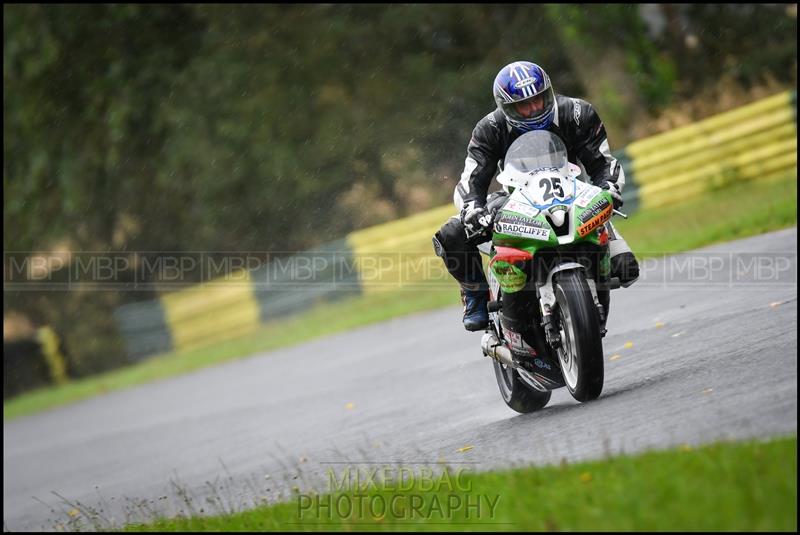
left=4, top=227, right=797, bottom=530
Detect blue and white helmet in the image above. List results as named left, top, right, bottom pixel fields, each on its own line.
left=493, top=61, right=556, bottom=132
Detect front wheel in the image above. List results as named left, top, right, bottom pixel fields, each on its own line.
left=493, top=359, right=552, bottom=413
left=553, top=270, right=604, bottom=402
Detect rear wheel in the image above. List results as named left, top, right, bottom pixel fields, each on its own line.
left=552, top=270, right=604, bottom=401
left=493, top=352, right=551, bottom=414
left=490, top=288, right=551, bottom=413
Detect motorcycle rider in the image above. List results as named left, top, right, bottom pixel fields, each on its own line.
left=432, top=61, right=640, bottom=331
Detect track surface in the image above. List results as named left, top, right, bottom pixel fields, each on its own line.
left=4, top=228, right=797, bottom=530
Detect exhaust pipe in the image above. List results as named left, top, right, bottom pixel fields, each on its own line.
left=481, top=332, right=516, bottom=368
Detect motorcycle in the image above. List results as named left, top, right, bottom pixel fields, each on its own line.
left=467, top=130, right=626, bottom=413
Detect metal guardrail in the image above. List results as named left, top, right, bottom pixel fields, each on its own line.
left=626, top=90, right=797, bottom=209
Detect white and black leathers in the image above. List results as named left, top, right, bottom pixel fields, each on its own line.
left=454, top=94, right=625, bottom=212
left=434, top=93, right=639, bottom=293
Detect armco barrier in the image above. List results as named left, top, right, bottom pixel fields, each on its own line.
left=4, top=327, right=68, bottom=398
left=114, top=91, right=797, bottom=360
left=345, top=204, right=455, bottom=293
left=113, top=299, right=174, bottom=361
left=251, top=238, right=361, bottom=322
left=625, top=90, right=797, bottom=209
left=159, top=269, right=261, bottom=353
left=114, top=245, right=362, bottom=360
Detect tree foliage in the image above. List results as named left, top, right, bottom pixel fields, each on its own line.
left=3, top=4, right=796, bottom=376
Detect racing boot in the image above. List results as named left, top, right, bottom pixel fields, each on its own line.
left=611, top=251, right=640, bottom=287
left=461, top=286, right=489, bottom=331
left=607, top=221, right=640, bottom=287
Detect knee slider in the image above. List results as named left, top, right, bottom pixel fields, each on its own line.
left=432, top=233, right=445, bottom=258
left=435, top=217, right=465, bottom=251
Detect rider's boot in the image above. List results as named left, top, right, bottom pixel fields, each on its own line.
left=607, top=221, right=640, bottom=287
left=461, top=285, right=489, bottom=331
left=611, top=251, right=639, bottom=287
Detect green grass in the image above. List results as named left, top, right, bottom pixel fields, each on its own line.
left=120, top=436, right=796, bottom=532
left=617, top=174, right=797, bottom=256
left=4, top=174, right=796, bottom=421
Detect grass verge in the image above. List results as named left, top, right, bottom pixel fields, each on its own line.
left=615, top=173, right=797, bottom=254
left=4, top=174, right=797, bottom=421
left=120, top=436, right=796, bottom=532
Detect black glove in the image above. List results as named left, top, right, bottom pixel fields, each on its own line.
left=461, top=204, right=493, bottom=237
left=602, top=181, right=624, bottom=210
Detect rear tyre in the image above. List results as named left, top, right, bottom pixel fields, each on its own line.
left=493, top=359, right=552, bottom=413
left=553, top=270, right=604, bottom=402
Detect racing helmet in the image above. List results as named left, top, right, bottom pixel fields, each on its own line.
left=493, top=61, right=556, bottom=132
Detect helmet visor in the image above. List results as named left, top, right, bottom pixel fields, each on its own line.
left=501, top=87, right=555, bottom=124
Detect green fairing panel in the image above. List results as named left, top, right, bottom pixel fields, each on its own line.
left=490, top=191, right=613, bottom=293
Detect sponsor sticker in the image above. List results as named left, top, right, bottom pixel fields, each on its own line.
left=577, top=205, right=612, bottom=237
left=509, top=332, right=538, bottom=358
left=495, top=215, right=548, bottom=238
left=502, top=199, right=539, bottom=218
left=495, top=222, right=551, bottom=241
left=488, top=270, right=500, bottom=300
left=492, top=261, right=527, bottom=292
left=579, top=198, right=611, bottom=224
left=529, top=166, right=561, bottom=174
left=496, top=214, right=544, bottom=227
left=574, top=183, right=600, bottom=208
left=514, top=78, right=536, bottom=90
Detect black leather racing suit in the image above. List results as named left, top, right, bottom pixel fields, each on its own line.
left=433, top=94, right=638, bottom=290
left=455, top=94, right=624, bottom=211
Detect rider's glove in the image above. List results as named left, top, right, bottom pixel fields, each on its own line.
left=602, top=181, right=624, bottom=210
left=461, top=203, right=492, bottom=236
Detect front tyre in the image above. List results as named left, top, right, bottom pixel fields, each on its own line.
left=553, top=270, right=604, bottom=402
left=493, top=360, right=552, bottom=413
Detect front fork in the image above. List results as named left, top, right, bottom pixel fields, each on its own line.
left=537, top=264, right=608, bottom=351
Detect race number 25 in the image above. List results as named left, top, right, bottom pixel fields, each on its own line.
left=539, top=176, right=564, bottom=202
